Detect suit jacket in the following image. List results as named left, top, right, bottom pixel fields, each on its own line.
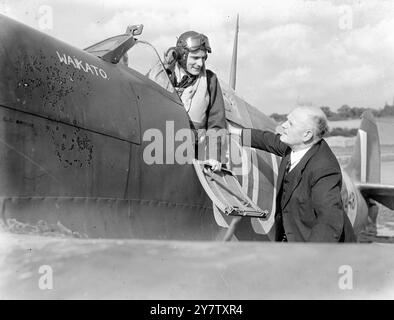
left=243, top=129, right=356, bottom=242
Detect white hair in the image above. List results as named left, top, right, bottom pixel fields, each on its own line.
left=297, top=106, right=329, bottom=139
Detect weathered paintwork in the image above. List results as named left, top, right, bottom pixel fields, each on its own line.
left=0, top=14, right=227, bottom=240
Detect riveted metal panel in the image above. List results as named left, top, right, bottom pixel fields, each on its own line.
left=0, top=108, right=130, bottom=198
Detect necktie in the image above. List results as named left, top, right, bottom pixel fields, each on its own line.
left=284, top=157, right=291, bottom=175
left=281, top=158, right=291, bottom=242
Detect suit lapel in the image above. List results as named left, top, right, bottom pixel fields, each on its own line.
left=281, top=141, right=321, bottom=209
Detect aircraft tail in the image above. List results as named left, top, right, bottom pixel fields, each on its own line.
left=345, top=110, right=381, bottom=184
left=345, top=111, right=394, bottom=210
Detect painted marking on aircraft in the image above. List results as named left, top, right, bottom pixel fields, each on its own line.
left=223, top=91, right=241, bottom=118
left=341, top=169, right=357, bottom=225
left=56, top=51, right=108, bottom=80
left=241, top=145, right=250, bottom=196
left=224, top=97, right=276, bottom=236
left=251, top=149, right=259, bottom=204
left=251, top=153, right=277, bottom=235
left=359, top=129, right=367, bottom=183
left=270, top=153, right=278, bottom=215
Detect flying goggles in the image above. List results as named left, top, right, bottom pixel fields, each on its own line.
left=179, top=34, right=212, bottom=53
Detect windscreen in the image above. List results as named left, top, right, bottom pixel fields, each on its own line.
left=85, top=34, right=129, bottom=56
left=122, top=40, right=176, bottom=94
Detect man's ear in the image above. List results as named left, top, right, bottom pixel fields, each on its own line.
left=303, top=129, right=314, bottom=142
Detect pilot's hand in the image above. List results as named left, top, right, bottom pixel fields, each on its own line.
left=203, top=159, right=222, bottom=172
left=163, top=47, right=177, bottom=69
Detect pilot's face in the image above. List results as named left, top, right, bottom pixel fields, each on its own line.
left=186, top=49, right=207, bottom=75
left=280, top=108, right=313, bottom=148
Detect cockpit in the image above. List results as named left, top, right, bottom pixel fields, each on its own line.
left=84, top=25, right=176, bottom=95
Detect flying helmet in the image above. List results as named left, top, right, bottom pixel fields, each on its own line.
left=175, top=31, right=211, bottom=68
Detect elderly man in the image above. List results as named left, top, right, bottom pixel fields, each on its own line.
left=161, top=31, right=226, bottom=171
left=234, top=106, right=356, bottom=242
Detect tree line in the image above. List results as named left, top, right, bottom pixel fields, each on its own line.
left=270, top=103, right=394, bottom=123
left=270, top=103, right=394, bottom=137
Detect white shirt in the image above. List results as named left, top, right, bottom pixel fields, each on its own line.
left=289, top=146, right=312, bottom=172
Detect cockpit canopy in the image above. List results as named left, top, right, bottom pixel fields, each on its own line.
left=85, top=34, right=130, bottom=58
left=85, top=25, right=176, bottom=94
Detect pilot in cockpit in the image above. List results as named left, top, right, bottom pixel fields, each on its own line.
left=161, top=31, right=226, bottom=171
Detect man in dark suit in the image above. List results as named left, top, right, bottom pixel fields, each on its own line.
left=234, top=106, right=356, bottom=242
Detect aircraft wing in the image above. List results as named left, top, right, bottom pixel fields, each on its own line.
left=356, top=183, right=394, bottom=210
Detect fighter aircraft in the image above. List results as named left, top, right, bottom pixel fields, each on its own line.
left=0, top=12, right=394, bottom=243
left=2, top=12, right=394, bottom=300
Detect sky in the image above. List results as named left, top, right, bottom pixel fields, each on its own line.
left=1, top=0, right=394, bottom=114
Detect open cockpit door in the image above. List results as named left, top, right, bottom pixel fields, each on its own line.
left=193, top=160, right=268, bottom=219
